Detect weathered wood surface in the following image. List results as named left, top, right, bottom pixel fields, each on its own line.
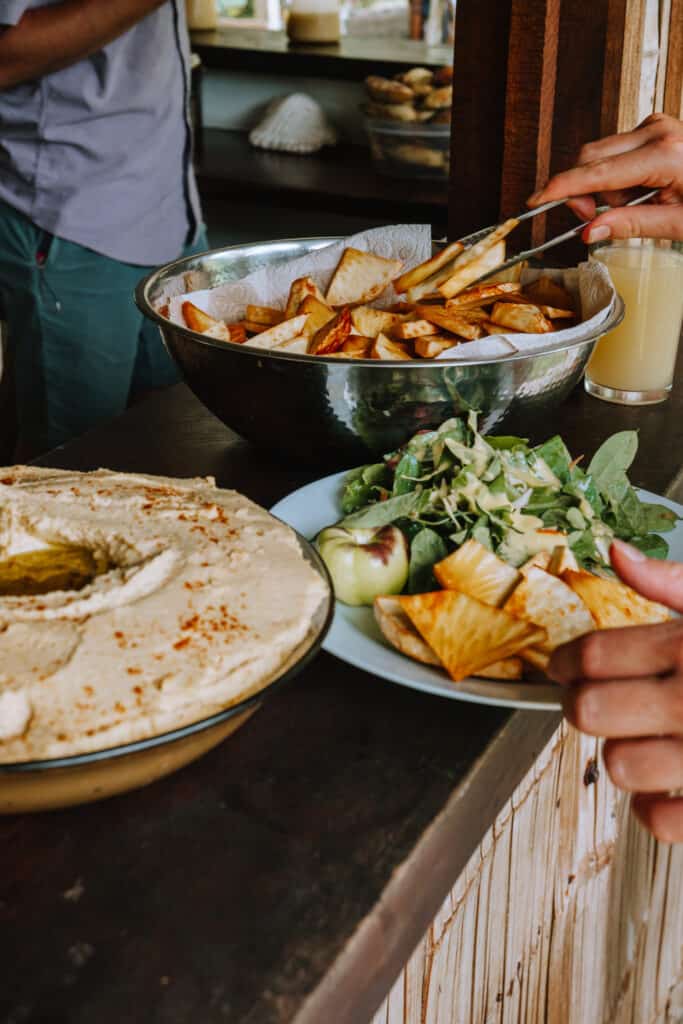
left=370, top=724, right=683, bottom=1024
left=663, top=0, right=683, bottom=118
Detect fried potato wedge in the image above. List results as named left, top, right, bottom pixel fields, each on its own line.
left=445, top=282, right=521, bottom=310
left=350, top=305, right=404, bottom=337
left=438, top=221, right=517, bottom=299
left=182, top=301, right=222, bottom=334
left=414, top=305, right=484, bottom=340
left=297, top=294, right=335, bottom=337
left=326, top=248, right=403, bottom=307
left=245, top=314, right=309, bottom=350
left=504, top=566, right=595, bottom=654
left=394, top=239, right=465, bottom=294
left=489, top=302, right=553, bottom=334
left=475, top=658, right=523, bottom=680
left=400, top=590, right=546, bottom=682
left=374, top=595, right=441, bottom=666
left=434, top=539, right=520, bottom=607
left=309, top=308, right=352, bottom=355
left=342, top=336, right=373, bottom=358
left=246, top=305, right=284, bottom=326
left=285, top=276, right=325, bottom=319
left=562, top=570, right=671, bottom=629
left=393, top=318, right=440, bottom=340
left=414, top=336, right=458, bottom=358
left=437, top=240, right=508, bottom=301
left=371, top=333, right=412, bottom=360
left=525, top=276, right=575, bottom=311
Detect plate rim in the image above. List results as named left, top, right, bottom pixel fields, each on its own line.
left=270, top=470, right=683, bottom=713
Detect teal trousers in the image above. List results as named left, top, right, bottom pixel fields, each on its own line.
left=0, top=199, right=207, bottom=456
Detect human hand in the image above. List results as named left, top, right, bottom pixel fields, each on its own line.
left=549, top=539, right=683, bottom=843
left=528, top=113, right=683, bottom=243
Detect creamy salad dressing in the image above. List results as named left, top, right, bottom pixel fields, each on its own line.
left=0, top=468, right=327, bottom=761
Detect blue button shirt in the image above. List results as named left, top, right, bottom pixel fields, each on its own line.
left=0, top=0, right=201, bottom=265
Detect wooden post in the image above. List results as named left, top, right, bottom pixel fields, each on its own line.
left=663, top=0, right=683, bottom=117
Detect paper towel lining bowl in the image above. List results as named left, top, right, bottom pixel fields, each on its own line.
left=136, top=237, right=625, bottom=468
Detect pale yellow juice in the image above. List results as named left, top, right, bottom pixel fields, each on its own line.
left=588, top=243, right=683, bottom=393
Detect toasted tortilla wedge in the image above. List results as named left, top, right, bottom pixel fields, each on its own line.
left=445, top=282, right=521, bottom=310
left=434, top=539, right=520, bottom=607
left=504, top=566, right=595, bottom=654
left=394, top=240, right=465, bottom=294
left=246, top=305, right=284, bottom=326
left=285, top=276, right=325, bottom=319
left=182, top=301, right=223, bottom=334
left=414, top=305, right=484, bottom=340
left=400, top=590, right=546, bottom=682
left=351, top=305, right=404, bottom=337
left=245, top=314, right=309, bottom=350
left=393, top=318, right=440, bottom=340
left=525, top=276, right=575, bottom=311
left=475, top=658, right=523, bottom=680
left=437, top=240, right=508, bottom=301
left=371, top=333, right=413, bottom=360
left=562, top=570, right=671, bottom=629
left=489, top=302, right=553, bottom=334
left=309, top=308, right=352, bottom=355
left=374, top=595, right=441, bottom=666
left=415, top=336, right=459, bottom=358
left=297, top=295, right=335, bottom=337
left=326, top=248, right=403, bottom=307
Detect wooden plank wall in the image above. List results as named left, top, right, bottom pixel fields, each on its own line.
left=369, top=723, right=683, bottom=1024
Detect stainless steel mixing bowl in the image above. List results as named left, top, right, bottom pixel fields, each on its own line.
left=136, top=237, right=624, bottom=467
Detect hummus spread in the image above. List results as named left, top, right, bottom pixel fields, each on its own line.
left=0, top=468, right=328, bottom=762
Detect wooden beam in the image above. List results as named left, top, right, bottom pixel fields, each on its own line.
left=663, top=0, right=683, bottom=118
left=601, top=0, right=648, bottom=134
left=499, top=0, right=561, bottom=249
left=447, top=0, right=512, bottom=240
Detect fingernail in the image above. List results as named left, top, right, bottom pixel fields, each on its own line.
left=586, top=224, right=612, bottom=244
left=613, top=539, right=646, bottom=562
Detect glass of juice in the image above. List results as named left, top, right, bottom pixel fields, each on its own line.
left=586, top=239, right=683, bottom=404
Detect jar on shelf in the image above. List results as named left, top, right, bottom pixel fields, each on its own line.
left=186, top=0, right=218, bottom=29
left=286, top=0, right=341, bottom=44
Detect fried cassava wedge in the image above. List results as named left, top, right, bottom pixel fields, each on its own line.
left=374, top=595, right=441, bottom=666
left=489, top=302, right=553, bottom=334
left=325, top=248, right=403, bottom=307
left=182, top=301, right=222, bottom=334
left=399, top=590, right=545, bottom=681
left=562, top=570, right=671, bottom=628
left=350, top=305, right=404, bottom=338
left=504, top=566, right=595, bottom=653
left=297, top=295, right=335, bottom=336
left=394, top=239, right=465, bottom=294
left=371, top=333, right=412, bottom=359
left=434, top=539, right=520, bottom=607
left=285, top=276, right=326, bottom=319
left=246, top=305, right=284, bottom=326
left=309, top=308, right=352, bottom=355
left=437, top=240, right=508, bottom=300
left=245, top=314, right=309, bottom=350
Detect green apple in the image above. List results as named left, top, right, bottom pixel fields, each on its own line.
left=316, top=524, right=409, bottom=606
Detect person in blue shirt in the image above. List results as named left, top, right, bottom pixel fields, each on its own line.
left=0, top=0, right=205, bottom=456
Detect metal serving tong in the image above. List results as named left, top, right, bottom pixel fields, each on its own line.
left=461, top=188, right=660, bottom=288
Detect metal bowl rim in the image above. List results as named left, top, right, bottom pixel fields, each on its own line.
left=0, top=532, right=333, bottom=774
left=135, top=236, right=625, bottom=368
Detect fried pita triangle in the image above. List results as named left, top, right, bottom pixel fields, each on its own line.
left=399, top=590, right=545, bottom=682
left=434, top=539, right=519, bottom=607
left=504, top=566, right=595, bottom=653
left=325, top=248, right=403, bottom=307
left=562, top=570, right=671, bottom=629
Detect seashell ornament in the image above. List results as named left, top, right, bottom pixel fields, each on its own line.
left=249, top=93, right=337, bottom=155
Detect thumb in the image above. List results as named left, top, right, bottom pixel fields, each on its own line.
left=611, top=539, right=683, bottom=613
left=583, top=204, right=683, bottom=243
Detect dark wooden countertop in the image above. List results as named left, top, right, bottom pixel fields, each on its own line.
left=191, top=27, right=452, bottom=81
left=196, top=129, right=449, bottom=228
left=3, top=361, right=683, bottom=1024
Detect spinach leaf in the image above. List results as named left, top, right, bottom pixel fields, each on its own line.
left=533, top=436, right=573, bottom=483
left=392, top=453, right=420, bottom=496
left=569, top=528, right=600, bottom=566
left=340, top=463, right=389, bottom=515
left=408, top=528, right=448, bottom=593
left=636, top=502, right=679, bottom=534
left=628, top=534, right=670, bottom=560
left=485, top=435, right=529, bottom=451
left=587, top=431, right=638, bottom=493
left=471, top=520, right=493, bottom=550
left=343, top=491, right=422, bottom=529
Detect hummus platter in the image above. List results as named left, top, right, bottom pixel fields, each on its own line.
left=0, top=467, right=330, bottom=770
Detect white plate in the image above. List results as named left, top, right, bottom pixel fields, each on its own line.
left=272, top=473, right=683, bottom=711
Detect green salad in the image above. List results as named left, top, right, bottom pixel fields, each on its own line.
left=318, top=414, right=679, bottom=605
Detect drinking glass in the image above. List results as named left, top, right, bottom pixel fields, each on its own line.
left=585, top=238, right=683, bottom=405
